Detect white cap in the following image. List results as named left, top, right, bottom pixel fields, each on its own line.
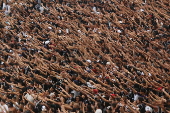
left=49, top=93, right=55, bottom=97
left=140, top=9, right=144, bottom=12
left=44, top=40, right=50, bottom=45
left=59, top=30, right=62, bottom=33
left=48, top=27, right=52, bottom=29
left=145, top=106, right=153, bottom=112
left=112, top=79, right=116, bottom=81
left=148, top=73, right=152, bottom=76
left=95, top=109, right=102, bottom=113
left=141, top=72, right=144, bottom=75
left=86, top=60, right=92, bottom=63
left=66, top=29, right=69, bottom=33
left=42, top=106, right=46, bottom=109
left=117, top=30, right=122, bottom=33
left=106, top=62, right=111, bottom=65
left=87, top=82, right=95, bottom=88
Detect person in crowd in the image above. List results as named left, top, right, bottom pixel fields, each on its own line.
left=0, top=0, right=170, bottom=113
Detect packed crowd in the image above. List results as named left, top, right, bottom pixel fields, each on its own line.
left=0, top=0, right=170, bottom=113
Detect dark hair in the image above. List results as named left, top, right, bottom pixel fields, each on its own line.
left=87, top=104, right=93, bottom=112
left=112, top=103, right=117, bottom=108
left=97, top=103, right=102, bottom=108
left=138, top=97, right=144, bottom=102
left=1, top=99, right=5, bottom=103
left=72, top=108, right=80, bottom=112
left=24, top=110, right=31, bottom=113
left=8, top=102, right=13, bottom=107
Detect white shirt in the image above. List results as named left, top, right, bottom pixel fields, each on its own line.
left=134, top=94, right=139, bottom=101
left=13, top=102, right=19, bottom=110
left=95, top=109, right=102, bottom=113
left=71, top=90, right=80, bottom=98
left=24, top=93, right=34, bottom=102
left=0, top=104, right=9, bottom=113
left=39, top=6, right=44, bottom=13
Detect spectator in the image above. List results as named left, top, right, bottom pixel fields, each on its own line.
left=0, top=0, right=169, bottom=113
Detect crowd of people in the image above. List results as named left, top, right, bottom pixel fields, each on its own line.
left=0, top=0, right=170, bottom=113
